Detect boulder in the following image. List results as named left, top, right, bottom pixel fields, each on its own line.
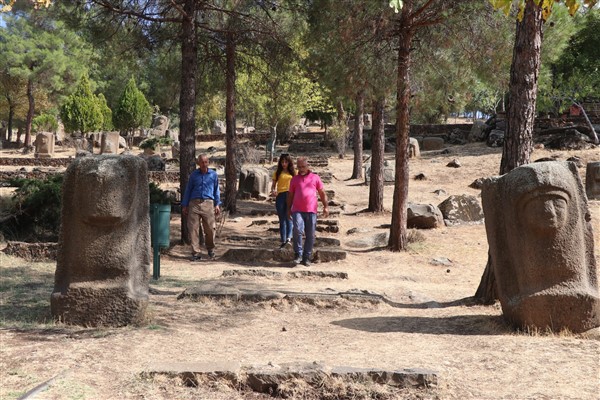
left=407, top=203, right=444, bottom=229
left=438, top=195, right=484, bottom=225
left=238, top=167, right=271, bottom=200
left=421, top=137, right=445, bottom=151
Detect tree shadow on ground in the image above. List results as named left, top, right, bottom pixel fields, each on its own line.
left=331, top=314, right=508, bottom=336
left=0, top=266, right=54, bottom=327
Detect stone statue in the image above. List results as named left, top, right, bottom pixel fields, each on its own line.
left=35, top=132, right=54, bottom=158
left=482, top=161, right=599, bottom=333
left=51, top=155, right=150, bottom=326
left=585, top=162, right=600, bottom=200
left=100, top=131, right=120, bottom=154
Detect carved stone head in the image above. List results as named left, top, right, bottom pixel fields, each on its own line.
left=482, top=161, right=599, bottom=333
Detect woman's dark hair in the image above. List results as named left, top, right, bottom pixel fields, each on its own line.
left=275, top=153, right=296, bottom=181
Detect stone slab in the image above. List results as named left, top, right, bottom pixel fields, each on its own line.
left=143, top=361, right=438, bottom=393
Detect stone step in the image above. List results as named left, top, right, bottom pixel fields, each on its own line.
left=222, top=247, right=346, bottom=263
left=143, top=361, right=438, bottom=394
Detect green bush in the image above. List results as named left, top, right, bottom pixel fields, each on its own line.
left=140, top=135, right=173, bottom=150
left=149, top=182, right=173, bottom=204
left=1, top=175, right=63, bottom=242
left=32, top=113, right=58, bottom=133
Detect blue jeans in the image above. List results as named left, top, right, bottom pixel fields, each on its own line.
left=276, top=192, right=293, bottom=244
left=292, top=212, right=316, bottom=260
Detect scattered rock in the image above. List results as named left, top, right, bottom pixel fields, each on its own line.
left=430, top=257, right=453, bottom=266
left=414, top=173, right=427, bottom=180
left=446, top=159, right=461, bottom=168
left=438, top=195, right=484, bottom=225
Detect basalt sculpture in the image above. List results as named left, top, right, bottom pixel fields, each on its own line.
left=482, top=161, right=599, bottom=333
left=51, top=155, right=150, bottom=326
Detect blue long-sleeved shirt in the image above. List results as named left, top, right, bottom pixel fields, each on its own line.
left=181, top=168, right=221, bottom=207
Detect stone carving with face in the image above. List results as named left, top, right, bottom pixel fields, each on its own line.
left=35, top=132, right=54, bottom=158
left=482, top=161, right=599, bottom=333
left=51, top=155, right=150, bottom=327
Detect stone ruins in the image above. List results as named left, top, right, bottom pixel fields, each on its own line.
left=34, top=132, right=54, bottom=158
left=51, top=155, right=150, bottom=326
left=100, top=131, right=121, bottom=154
left=482, top=161, right=600, bottom=333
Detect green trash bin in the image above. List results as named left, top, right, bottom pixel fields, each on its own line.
left=150, top=203, right=171, bottom=279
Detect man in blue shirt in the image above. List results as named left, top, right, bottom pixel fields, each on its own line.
left=182, top=154, right=221, bottom=261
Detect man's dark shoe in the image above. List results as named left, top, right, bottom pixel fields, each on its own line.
left=301, top=258, right=311, bottom=267
left=279, top=242, right=287, bottom=249
left=293, top=254, right=302, bottom=265
left=190, top=254, right=202, bottom=262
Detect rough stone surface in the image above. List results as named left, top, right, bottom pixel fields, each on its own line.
left=35, top=132, right=54, bottom=158
left=288, top=271, right=348, bottom=279
left=238, top=167, right=271, bottom=200
left=585, top=162, right=600, bottom=200
left=222, top=248, right=274, bottom=263
left=421, top=137, right=445, bottom=151
left=407, top=203, right=444, bottom=229
left=313, top=249, right=347, bottom=263
left=51, top=155, right=150, bottom=327
left=438, top=195, right=484, bottom=225
left=408, top=137, right=420, bottom=158
left=469, top=120, right=488, bottom=142
left=100, top=132, right=120, bottom=154
left=330, top=366, right=438, bottom=388
left=346, top=232, right=389, bottom=249
left=2, top=241, right=58, bottom=261
left=482, top=161, right=600, bottom=333
left=364, top=163, right=395, bottom=184
left=144, top=362, right=437, bottom=394
left=144, top=155, right=166, bottom=171
left=446, top=159, right=461, bottom=168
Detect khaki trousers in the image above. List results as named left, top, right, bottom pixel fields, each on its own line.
left=188, top=199, right=216, bottom=254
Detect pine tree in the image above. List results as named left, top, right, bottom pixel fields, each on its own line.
left=60, top=75, right=103, bottom=135
left=113, top=77, right=152, bottom=145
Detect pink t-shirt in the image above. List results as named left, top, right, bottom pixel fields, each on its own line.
left=289, top=172, right=323, bottom=213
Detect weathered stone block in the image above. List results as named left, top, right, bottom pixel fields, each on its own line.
left=51, top=155, right=150, bottom=327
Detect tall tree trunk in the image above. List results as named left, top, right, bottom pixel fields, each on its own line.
left=7, top=101, right=14, bottom=142
left=351, top=90, right=364, bottom=180
left=25, top=78, right=34, bottom=148
left=224, top=31, right=238, bottom=213
left=499, top=0, right=543, bottom=175
left=475, top=0, right=543, bottom=303
left=179, top=0, right=197, bottom=243
left=368, top=98, right=385, bottom=212
left=389, top=10, right=413, bottom=252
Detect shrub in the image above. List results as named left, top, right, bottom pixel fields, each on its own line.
left=32, top=114, right=58, bottom=133
left=140, top=135, right=173, bottom=150
left=0, top=175, right=63, bottom=242
left=149, top=182, right=173, bottom=204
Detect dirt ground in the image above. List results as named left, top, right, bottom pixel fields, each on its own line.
left=1, top=137, right=599, bottom=400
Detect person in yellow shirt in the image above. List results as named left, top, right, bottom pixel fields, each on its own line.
left=271, top=153, right=296, bottom=248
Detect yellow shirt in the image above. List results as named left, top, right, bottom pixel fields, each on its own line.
left=272, top=171, right=293, bottom=194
